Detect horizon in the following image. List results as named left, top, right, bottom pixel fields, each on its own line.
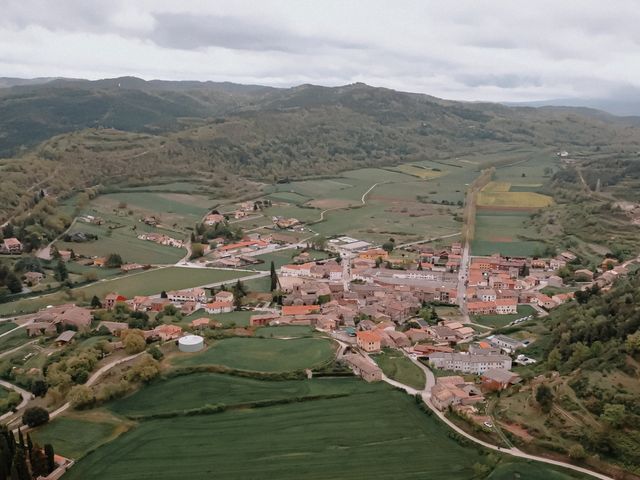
left=3, top=0, right=640, bottom=106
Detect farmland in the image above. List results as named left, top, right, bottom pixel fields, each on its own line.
left=110, top=374, right=371, bottom=417
left=65, top=383, right=587, bottom=480
left=172, top=337, right=336, bottom=372
left=472, top=210, right=547, bottom=257
left=477, top=181, right=554, bottom=209
left=0, top=267, right=253, bottom=316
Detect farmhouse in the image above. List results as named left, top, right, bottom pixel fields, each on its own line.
left=104, top=292, right=127, bottom=310
left=1, top=238, right=22, bottom=254
left=431, top=376, right=484, bottom=411
left=146, top=324, right=183, bottom=341
left=356, top=330, right=382, bottom=352
left=481, top=369, right=521, bottom=391
left=204, top=213, right=225, bottom=225
left=204, top=300, right=233, bottom=314
left=250, top=313, right=281, bottom=326
left=343, top=353, right=382, bottom=382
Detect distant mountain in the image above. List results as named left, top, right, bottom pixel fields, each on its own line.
left=507, top=88, right=640, bottom=118
left=1, top=76, right=639, bottom=158
left=0, top=77, right=58, bottom=88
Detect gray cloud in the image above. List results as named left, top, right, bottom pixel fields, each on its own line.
left=1, top=0, right=640, bottom=103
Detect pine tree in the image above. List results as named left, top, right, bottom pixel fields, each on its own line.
left=43, top=445, right=55, bottom=474
left=29, top=444, right=46, bottom=479
left=91, top=295, right=102, bottom=308
left=269, top=261, right=279, bottom=292
left=5, top=273, right=21, bottom=294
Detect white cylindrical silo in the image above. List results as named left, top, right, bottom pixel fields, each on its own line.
left=178, top=335, right=204, bottom=353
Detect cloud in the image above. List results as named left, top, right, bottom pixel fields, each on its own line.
left=0, top=0, right=639, bottom=103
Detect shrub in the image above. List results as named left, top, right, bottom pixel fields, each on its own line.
left=22, top=406, right=50, bottom=427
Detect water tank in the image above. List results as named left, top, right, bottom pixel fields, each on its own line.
left=178, top=335, right=204, bottom=353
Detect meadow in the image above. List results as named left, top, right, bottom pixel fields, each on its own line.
left=172, top=337, right=336, bottom=372
left=373, top=350, right=426, bottom=390
left=183, top=309, right=254, bottom=327
left=65, top=384, right=587, bottom=480
left=472, top=210, right=547, bottom=256
left=477, top=181, right=554, bottom=209
left=0, top=267, right=252, bottom=316
left=31, top=415, right=123, bottom=459
left=110, top=374, right=370, bottom=417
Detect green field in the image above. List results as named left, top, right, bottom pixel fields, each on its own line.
left=66, top=383, right=586, bottom=480
left=110, top=374, right=369, bottom=417
left=472, top=305, right=538, bottom=328
left=31, top=416, right=122, bottom=459
left=0, top=322, right=17, bottom=335
left=0, top=327, right=30, bottom=352
left=172, top=337, right=336, bottom=372
left=0, top=267, right=252, bottom=316
left=472, top=210, right=546, bottom=256
left=373, top=350, right=426, bottom=390
left=255, top=325, right=314, bottom=338
left=183, top=309, right=254, bottom=327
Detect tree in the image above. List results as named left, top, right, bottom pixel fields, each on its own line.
left=21, top=407, right=49, bottom=428
left=190, top=243, right=204, bottom=259
left=601, top=404, right=625, bottom=428
left=568, top=444, right=587, bottom=460
left=44, top=444, right=55, bottom=474
left=123, top=333, right=146, bottom=354
left=147, top=345, right=164, bottom=361
left=269, top=261, right=279, bottom=292
left=11, top=447, right=29, bottom=480
left=535, top=384, right=554, bottom=413
left=382, top=241, right=395, bottom=253
left=160, top=290, right=168, bottom=299
left=105, top=253, right=123, bottom=268
left=5, top=273, right=22, bottom=294
left=29, top=443, right=47, bottom=478
left=68, top=385, right=94, bottom=409
left=90, top=295, right=102, bottom=309
left=53, top=260, right=68, bottom=282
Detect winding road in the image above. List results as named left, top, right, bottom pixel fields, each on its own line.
left=377, top=350, right=612, bottom=480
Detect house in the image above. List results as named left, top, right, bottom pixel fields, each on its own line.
left=120, top=263, right=145, bottom=273
left=57, top=250, right=72, bottom=262
left=147, top=324, right=183, bottom=341
left=204, top=301, right=233, bottom=314
left=131, top=296, right=152, bottom=311
left=343, top=353, right=382, bottom=382
left=26, top=322, right=57, bottom=337
left=97, top=321, right=128, bottom=335
left=574, top=269, right=594, bottom=281
left=387, top=330, right=411, bottom=348
left=1, top=238, right=22, bottom=254
left=426, top=325, right=458, bottom=342
left=190, top=317, right=212, bottom=329
left=167, top=288, right=207, bottom=304
left=467, top=301, right=496, bottom=315
left=23, top=271, right=44, bottom=285
left=204, top=213, right=225, bottom=225
left=489, top=335, right=523, bottom=353
left=104, top=293, right=127, bottom=310
left=250, top=313, right=281, bottom=326
left=481, top=369, right=521, bottom=391
left=534, top=293, right=556, bottom=310
left=359, top=248, right=389, bottom=261
left=476, top=288, right=497, bottom=302
left=356, top=330, right=382, bottom=352
left=431, top=376, right=484, bottom=411
left=34, top=305, right=93, bottom=331
left=282, top=305, right=320, bottom=316
left=280, top=263, right=315, bottom=277
left=428, top=352, right=512, bottom=374
left=214, top=291, right=234, bottom=303
left=55, top=330, right=77, bottom=345
left=495, top=298, right=518, bottom=314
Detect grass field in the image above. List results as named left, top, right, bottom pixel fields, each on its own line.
left=31, top=415, right=123, bottom=459
left=172, top=337, right=336, bottom=372
left=472, top=305, right=538, bottom=328
left=373, top=350, right=426, bottom=390
left=472, top=210, right=546, bottom=256
left=0, top=267, right=252, bottom=316
left=183, top=309, right=254, bottom=327
left=66, top=383, right=586, bottom=480
left=477, top=181, right=553, bottom=209
left=110, top=374, right=371, bottom=417
left=255, top=325, right=314, bottom=338
left=0, top=327, right=30, bottom=352
left=0, top=322, right=17, bottom=334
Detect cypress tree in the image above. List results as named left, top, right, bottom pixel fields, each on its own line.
left=29, top=444, right=46, bottom=479
left=269, top=261, right=279, bottom=292
left=11, top=447, right=29, bottom=480
left=43, top=445, right=55, bottom=474
left=16, top=431, right=23, bottom=450
left=24, top=436, right=31, bottom=457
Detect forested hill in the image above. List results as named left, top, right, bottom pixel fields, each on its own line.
left=541, top=274, right=640, bottom=469
left=2, top=76, right=640, bottom=157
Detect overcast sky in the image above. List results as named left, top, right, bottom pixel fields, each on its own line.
left=1, top=0, right=640, bottom=102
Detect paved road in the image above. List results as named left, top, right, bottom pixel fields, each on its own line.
left=457, top=241, right=471, bottom=323
left=0, top=380, right=33, bottom=422
left=377, top=351, right=612, bottom=480
left=396, top=232, right=461, bottom=249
